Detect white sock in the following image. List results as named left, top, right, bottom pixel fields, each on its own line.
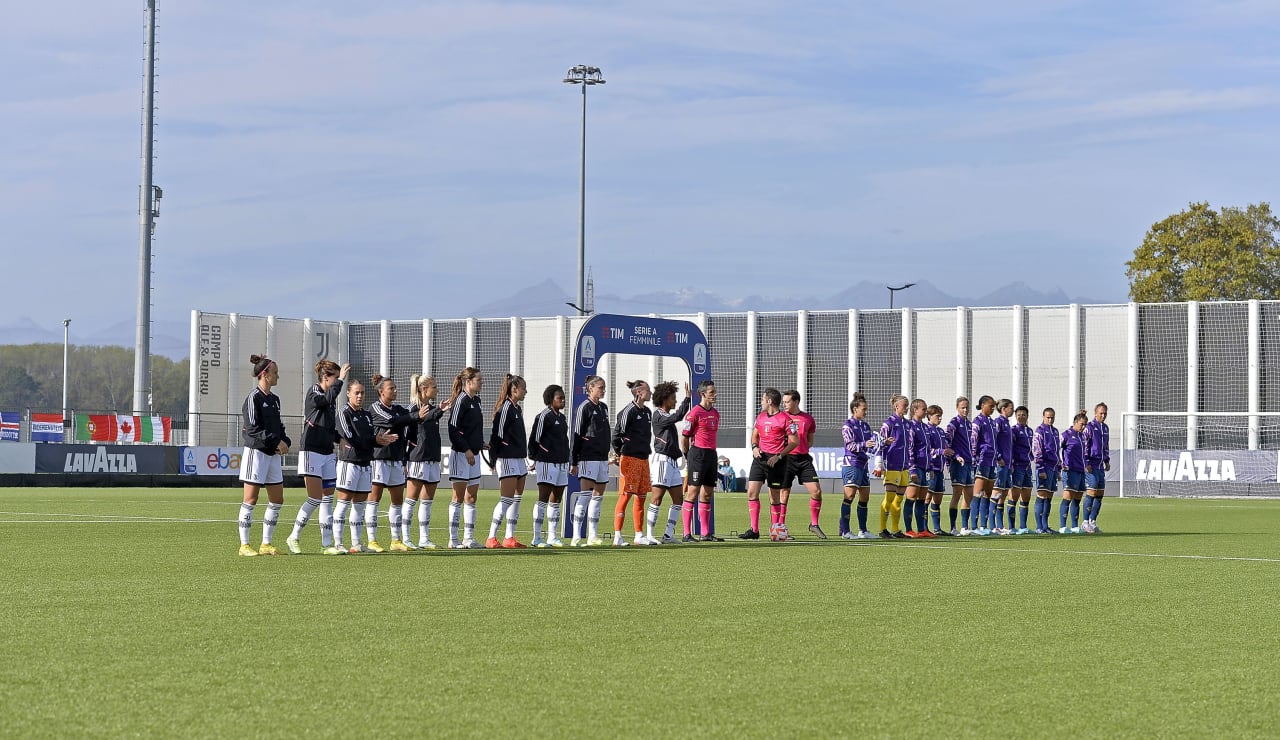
left=263, top=503, right=282, bottom=544
left=489, top=497, right=512, bottom=540
left=237, top=503, right=254, bottom=545
left=645, top=503, right=660, bottom=539
left=572, top=495, right=587, bottom=539
left=548, top=502, right=561, bottom=540
left=532, top=501, right=547, bottom=542
left=463, top=503, right=476, bottom=540
left=332, top=500, right=349, bottom=546
left=587, top=495, right=602, bottom=539
left=448, top=502, right=460, bottom=543
left=504, top=495, right=522, bottom=540
left=419, top=499, right=434, bottom=543
left=666, top=504, right=681, bottom=538
left=350, top=504, right=365, bottom=547
left=290, top=497, right=320, bottom=540
left=387, top=503, right=402, bottom=541
left=365, top=500, right=379, bottom=541
left=319, top=495, right=334, bottom=547
left=401, top=499, right=417, bottom=542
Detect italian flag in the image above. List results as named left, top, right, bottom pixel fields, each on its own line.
left=116, top=415, right=171, bottom=443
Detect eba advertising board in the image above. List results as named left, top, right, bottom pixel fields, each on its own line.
left=34, top=444, right=179, bottom=474
left=181, top=446, right=246, bottom=476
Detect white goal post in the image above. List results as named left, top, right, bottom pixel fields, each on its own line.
left=1119, top=412, right=1280, bottom=498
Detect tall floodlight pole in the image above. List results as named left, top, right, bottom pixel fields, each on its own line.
left=888, top=282, right=916, bottom=310
left=134, top=0, right=158, bottom=414
left=62, top=319, right=71, bottom=425
left=563, top=65, right=605, bottom=317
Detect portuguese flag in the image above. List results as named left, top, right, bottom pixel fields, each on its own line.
left=75, top=414, right=117, bottom=442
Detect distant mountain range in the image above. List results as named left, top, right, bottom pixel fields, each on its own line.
left=1, top=279, right=1110, bottom=360
left=470, top=278, right=1110, bottom=318
left=0, top=317, right=189, bottom=360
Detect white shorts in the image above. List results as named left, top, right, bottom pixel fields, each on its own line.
left=650, top=455, right=684, bottom=489
left=239, top=447, right=284, bottom=486
left=406, top=460, right=441, bottom=484
left=449, top=450, right=481, bottom=483
left=495, top=457, right=528, bottom=480
left=576, top=459, right=610, bottom=484
left=535, top=461, right=570, bottom=487
left=372, top=460, right=406, bottom=487
left=336, top=461, right=372, bottom=493
left=297, top=451, right=337, bottom=483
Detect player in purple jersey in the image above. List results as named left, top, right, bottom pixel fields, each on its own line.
left=1009, top=405, right=1035, bottom=534
left=924, top=405, right=949, bottom=535
left=944, top=397, right=973, bottom=535
left=991, top=399, right=1014, bottom=535
left=1060, top=411, right=1089, bottom=533
left=969, top=395, right=998, bottom=535
left=839, top=394, right=877, bottom=539
left=1082, top=402, right=1111, bottom=533
left=903, top=399, right=934, bottom=538
left=1032, top=408, right=1061, bottom=534
left=878, top=395, right=911, bottom=539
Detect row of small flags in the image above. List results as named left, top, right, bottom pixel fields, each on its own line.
left=0, top=413, right=171, bottom=443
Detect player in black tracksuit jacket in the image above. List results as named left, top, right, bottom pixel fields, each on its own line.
left=367, top=374, right=420, bottom=550
left=402, top=374, right=452, bottom=549
left=486, top=374, right=530, bottom=548
left=237, top=354, right=290, bottom=556
left=287, top=359, right=347, bottom=553
left=446, top=367, right=486, bottom=547
left=612, top=380, right=655, bottom=545
left=569, top=375, right=610, bottom=544
left=528, top=384, right=570, bottom=547
left=333, top=380, right=393, bottom=551
left=648, top=382, right=692, bottom=542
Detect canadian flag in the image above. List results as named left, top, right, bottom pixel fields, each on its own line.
left=117, top=415, right=139, bottom=442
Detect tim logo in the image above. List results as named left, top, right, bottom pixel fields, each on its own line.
left=601, top=327, right=624, bottom=339
left=580, top=336, right=596, bottom=369
left=693, top=343, right=707, bottom=374
left=665, top=331, right=689, bottom=344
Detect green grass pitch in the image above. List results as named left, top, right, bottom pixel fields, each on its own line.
left=2, top=488, right=1278, bottom=738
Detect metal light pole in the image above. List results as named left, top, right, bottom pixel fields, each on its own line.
left=888, top=282, right=916, bottom=309
left=563, top=65, right=605, bottom=317
left=62, top=319, right=71, bottom=425
left=134, top=0, right=159, bottom=414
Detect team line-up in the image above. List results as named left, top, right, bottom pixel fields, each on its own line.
left=233, top=354, right=1113, bottom=556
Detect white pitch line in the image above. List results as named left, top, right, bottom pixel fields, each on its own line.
left=0, top=514, right=230, bottom=522
left=877, top=541, right=1280, bottom=563
left=0, top=510, right=230, bottom=523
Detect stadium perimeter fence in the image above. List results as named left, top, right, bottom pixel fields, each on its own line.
left=187, top=301, right=1280, bottom=497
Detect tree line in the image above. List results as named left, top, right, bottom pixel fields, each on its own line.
left=0, top=344, right=188, bottom=416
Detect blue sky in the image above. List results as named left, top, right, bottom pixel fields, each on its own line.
left=3, top=0, right=1277, bottom=334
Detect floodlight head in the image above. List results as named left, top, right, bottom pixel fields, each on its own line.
left=564, top=65, right=605, bottom=85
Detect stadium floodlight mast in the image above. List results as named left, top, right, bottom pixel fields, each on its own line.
left=62, top=319, right=71, bottom=427
left=887, top=282, right=916, bottom=309
left=563, top=64, right=605, bottom=317
left=133, top=0, right=159, bottom=414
